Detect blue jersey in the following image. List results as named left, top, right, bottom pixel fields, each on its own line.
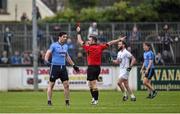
left=143, top=50, right=154, bottom=68
left=49, top=42, right=68, bottom=65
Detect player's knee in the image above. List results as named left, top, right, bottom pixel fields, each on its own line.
left=117, top=82, right=121, bottom=86
left=143, top=80, right=148, bottom=85
left=92, top=88, right=98, bottom=91
left=64, top=84, right=69, bottom=90
left=117, top=81, right=122, bottom=86
left=63, top=82, right=69, bottom=90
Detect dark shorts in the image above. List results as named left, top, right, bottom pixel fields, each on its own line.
left=145, top=68, right=155, bottom=80
left=87, top=65, right=101, bottom=81
left=49, top=65, right=68, bottom=82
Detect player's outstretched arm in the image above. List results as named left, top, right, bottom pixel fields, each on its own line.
left=107, top=36, right=126, bottom=46
left=76, top=26, right=84, bottom=46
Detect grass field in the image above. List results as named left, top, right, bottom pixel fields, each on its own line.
left=0, top=91, right=180, bottom=113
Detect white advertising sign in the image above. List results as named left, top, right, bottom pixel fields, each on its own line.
left=22, top=67, right=113, bottom=89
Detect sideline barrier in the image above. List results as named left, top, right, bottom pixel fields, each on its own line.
left=137, top=66, right=180, bottom=90
left=0, top=66, right=137, bottom=91
left=0, top=68, right=8, bottom=91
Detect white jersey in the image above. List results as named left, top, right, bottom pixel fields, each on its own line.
left=117, top=49, right=132, bottom=69
left=117, top=49, right=132, bottom=79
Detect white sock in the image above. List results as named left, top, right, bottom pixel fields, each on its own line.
left=130, top=94, right=135, bottom=98
left=123, top=92, right=127, bottom=96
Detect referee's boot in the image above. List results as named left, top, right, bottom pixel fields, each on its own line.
left=92, top=100, right=98, bottom=105
left=47, top=100, right=52, bottom=106
left=122, top=96, right=128, bottom=101
left=91, top=98, right=95, bottom=104
left=65, top=100, right=70, bottom=106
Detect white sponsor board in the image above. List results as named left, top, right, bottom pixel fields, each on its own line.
left=22, top=67, right=113, bottom=89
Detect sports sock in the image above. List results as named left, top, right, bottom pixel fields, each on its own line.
left=123, top=92, right=127, bottom=96
left=130, top=94, right=135, bottom=98
left=90, top=88, right=93, bottom=98
left=93, top=90, right=99, bottom=100
left=65, top=99, right=70, bottom=105
left=92, top=89, right=99, bottom=100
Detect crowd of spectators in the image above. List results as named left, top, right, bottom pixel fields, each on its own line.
left=1, top=22, right=179, bottom=66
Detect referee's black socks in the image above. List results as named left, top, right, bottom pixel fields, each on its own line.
left=90, top=88, right=93, bottom=98
left=92, top=88, right=99, bottom=101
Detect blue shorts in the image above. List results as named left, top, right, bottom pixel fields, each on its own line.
left=145, top=68, right=155, bottom=80
left=49, top=65, right=68, bottom=82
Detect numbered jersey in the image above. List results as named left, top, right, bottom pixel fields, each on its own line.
left=49, top=42, right=68, bottom=65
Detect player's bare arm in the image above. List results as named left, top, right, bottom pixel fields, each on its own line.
left=66, top=53, right=75, bottom=66
left=45, top=50, right=51, bottom=62
left=76, top=26, right=84, bottom=46
left=130, top=56, right=136, bottom=67
left=107, top=36, right=126, bottom=46
left=140, top=62, right=145, bottom=74
left=66, top=53, right=80, bottom=72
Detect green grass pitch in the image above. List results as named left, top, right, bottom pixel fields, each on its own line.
left=0, top=91, right=180, bottom=113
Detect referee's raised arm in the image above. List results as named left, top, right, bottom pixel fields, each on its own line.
left=76, top=26, right=84, bottom=46
left=107, top=36, right=126, bottom=46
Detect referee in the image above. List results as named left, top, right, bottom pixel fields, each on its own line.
left=45, top=32, right=79, bottom=106
left=76, top=26, right=126, bottom=105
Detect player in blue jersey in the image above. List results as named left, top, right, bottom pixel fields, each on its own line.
left=45, top=32, right=79, bottom=106
left=140, top=42, right=157, bottom=99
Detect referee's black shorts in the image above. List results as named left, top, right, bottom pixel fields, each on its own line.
left=87, top=65, right=101, bottom=81
left=49, top=65, right=68, bottom=82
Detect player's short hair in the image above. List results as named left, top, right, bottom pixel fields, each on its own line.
left=120, top=40, right=127, bottom=48
left=89, top=34, right=97, bottom=42
left=58, top=32, right=67, bottom=37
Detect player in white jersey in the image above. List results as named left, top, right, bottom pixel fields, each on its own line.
left=112, top=40, right=136, bottom=101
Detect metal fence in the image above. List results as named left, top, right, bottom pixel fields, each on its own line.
left=0, top=22, right=180, bottom=65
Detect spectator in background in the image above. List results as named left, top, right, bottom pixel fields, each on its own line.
left=38, top=50, right=46, bottom=65
left=155, top=52, right=164, bottom=65
left=161, top=24, right=173, bottom=51
left=67, top=38, right=76, bottom=58
left=36, top=6, right=41, bottom=20
left=4, top=27, right=13, bottom=54
left=75, top=52, right=85, bottom=65
left=98, top=30, right=107, bottom=43
left=0, top=51, right=9, bottom=64
left=158, top=24, right=173, bottom=63
left=110, top=47, right=117, bottom=60
left=127, top=25, right=141, bottom=63
left=22, top=52, right=31, bottom=64
left=162, top=50, right=172, bottom=65
left=127, top=25, right=141, bottom=42
left=88, top=22, right=98, bottom=38
left=37, top=28, right=45, bottom=49
left=10, top=51, right=22, bottom=64
left=20, top=12, right=29, bottom=22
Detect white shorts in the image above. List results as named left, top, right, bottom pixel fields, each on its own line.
left=118, top=69, right=129, bottom=80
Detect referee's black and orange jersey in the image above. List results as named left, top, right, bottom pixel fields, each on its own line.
left=82, top=43, right=109, bottom=65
